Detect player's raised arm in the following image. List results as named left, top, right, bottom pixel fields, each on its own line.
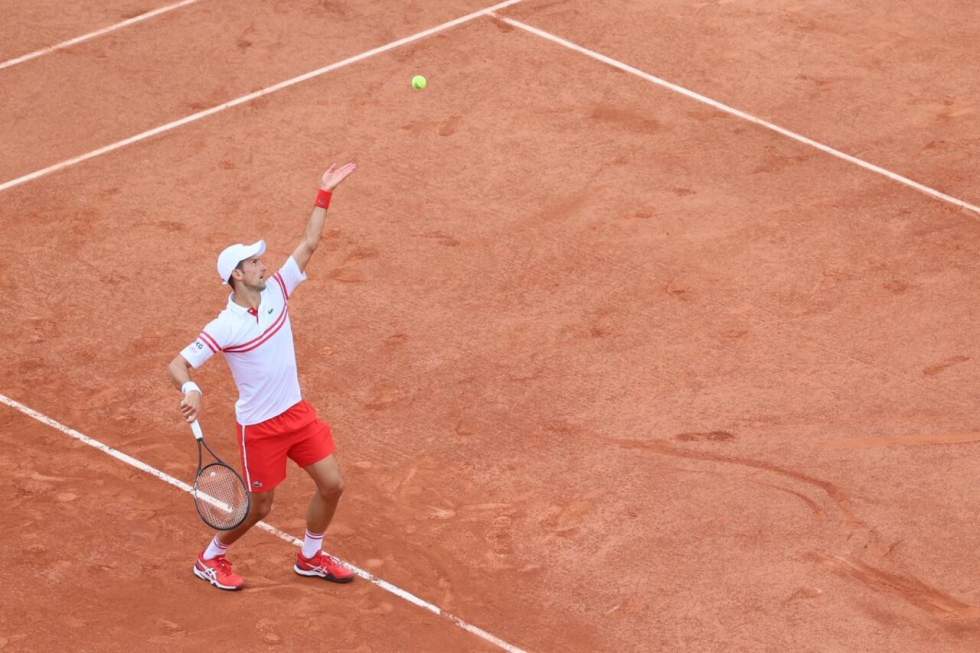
left=291, top=162, right=358, bottom=272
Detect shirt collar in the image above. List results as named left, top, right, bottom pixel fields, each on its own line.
left=226, top=290, right=267, bottom=317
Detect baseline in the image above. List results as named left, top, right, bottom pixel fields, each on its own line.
left=492, top=14, right=980, bottom=217
left=0, top=392, right=525, bottom=653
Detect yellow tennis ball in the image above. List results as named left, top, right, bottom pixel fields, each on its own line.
left=411, top=75, right=427, bottom=90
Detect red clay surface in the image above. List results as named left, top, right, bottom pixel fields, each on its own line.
left=2, top=1, right=979, bottom=651
left=0, top=0, right=495, bottom=180
left=506, top=0, right=980, bottom=204
left=0, top=0, right=158, bottom=61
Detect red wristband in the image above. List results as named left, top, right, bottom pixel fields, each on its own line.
left=315, top=189, right=332, bottom=209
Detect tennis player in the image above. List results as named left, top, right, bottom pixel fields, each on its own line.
left=167, top=163, right=357, bottom=591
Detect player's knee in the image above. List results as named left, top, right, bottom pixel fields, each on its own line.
left=319, top=473, right=344, bottom=498
left=252, top=492, right=274, bottom=519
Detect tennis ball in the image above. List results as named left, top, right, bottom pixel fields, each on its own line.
left=412, top=75, right=427, bottom=90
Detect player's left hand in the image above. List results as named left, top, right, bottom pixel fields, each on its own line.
left=320, top=162, right=357, bottom=191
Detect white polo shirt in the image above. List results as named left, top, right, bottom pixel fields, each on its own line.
left=180, top=256, right=307, bottom=425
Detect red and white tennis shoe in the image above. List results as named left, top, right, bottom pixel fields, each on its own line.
left=193, top=554, right=244, bottom=591
left=294, top=550, right=355, bottom=583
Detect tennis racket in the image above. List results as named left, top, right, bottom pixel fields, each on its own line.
left=190, top=420, right=251, bottom=530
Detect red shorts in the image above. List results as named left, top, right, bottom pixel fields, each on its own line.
left=237, top=400, right=335, bottom=493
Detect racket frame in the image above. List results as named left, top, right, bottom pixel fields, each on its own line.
left=191, top=420, right=252, bottom=531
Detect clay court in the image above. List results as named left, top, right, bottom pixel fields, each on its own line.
left=2, top=1, right=979, bottom=651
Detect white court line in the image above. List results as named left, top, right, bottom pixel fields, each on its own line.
left=0, top=0, right=204, bottom=72
left=0, top=0, right=524, bottom=194
left=492, top=14, right=980, bottom=217
left=0, top=392, right=526, bottom=653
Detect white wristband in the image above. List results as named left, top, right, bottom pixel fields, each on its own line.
left=181, top=381, right=202, bottom=396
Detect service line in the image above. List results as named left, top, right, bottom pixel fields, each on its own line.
left=0, top=0, right=205, bottom=72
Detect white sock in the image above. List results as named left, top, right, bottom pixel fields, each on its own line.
left=202, top=536, right=230, bottom=561
left=302, top=530, right=324, bottom=559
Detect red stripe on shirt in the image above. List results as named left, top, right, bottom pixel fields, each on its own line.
left=224, top=307, right=289, bottom=353
left=274, top=272, right=288, bottom=300
left=199, top=331, right=220, bottom=352
left=222, top=306, right=287, bottom=352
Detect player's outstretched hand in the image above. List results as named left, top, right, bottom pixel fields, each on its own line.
left=320, top=162, right=357, bottom=191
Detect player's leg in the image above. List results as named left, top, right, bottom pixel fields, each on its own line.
left=219, top=489, right=275, bottom=546
left=194, top=420, right=289, bottom=590
left=287, top=413, right=354, bottom=583
left=293, top=454, right=353, bottom=582
left=304, top=453, right=345, bottom=534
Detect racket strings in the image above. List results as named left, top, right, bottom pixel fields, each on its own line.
left=195, top=463, right=249, bottom=529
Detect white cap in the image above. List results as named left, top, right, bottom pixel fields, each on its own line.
left=217, top=240, right=266, bottom=284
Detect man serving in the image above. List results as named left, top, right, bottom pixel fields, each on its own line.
left=167, top=162, right=357, bottom=591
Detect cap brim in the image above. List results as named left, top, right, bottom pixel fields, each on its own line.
left=245, top=240, right=267, bottom=258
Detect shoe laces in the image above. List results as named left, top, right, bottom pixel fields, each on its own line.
left=213, top=555, right=233, bottom=573
left=324, top=554, right=346, bottom=571
left=308, top=551, right=338, bottom=568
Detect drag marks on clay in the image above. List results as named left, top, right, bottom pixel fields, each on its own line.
left=491, top=15, right=515, bottom=33
left=418, top=230, right=462, bottom=247
left=881, top=279, right=910, bottom=295
left=751, top=481, right=823, bottom=518
left=663, top=277, right=693, bottom=302
left=610, top=436, right=860, bottom=525
left=439, top=115, right=463, bottom=137
left=750, top=150, right=811, bottom=176
left=622, top=209, right=654, bottom=220
left=829, top=431, right=980, bottom=450
left=409, top=482, right=525, bottom=569
left=807, top=553, right=980, bottom=621
left=539, top=499, right=594, bottom=539
left=533, top=187, right=590, bottom=224
left=610, top=436, right=980, bottom=621
left=361, top=382, right=410, bottom=411
left=674, top=430, right=735, bottom=442
left=385, top=333, right=410, bottom=348
left=785, top=586, right=825, bottom=603
left=255, top=619, right=285, bottom=646
left=151, top=219, right=186, bottom=233
left=327, top=245, right=378, bottom=284
left=922, top=355, right=970, bottom=377
left=399, top=114, right=463, bottom=137
left=589, top=104, right=661, bottom=135
left=486, top=515, right=516, bottom=557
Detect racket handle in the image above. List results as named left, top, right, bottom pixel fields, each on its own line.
left=190, top=420, right=204, bottom=441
